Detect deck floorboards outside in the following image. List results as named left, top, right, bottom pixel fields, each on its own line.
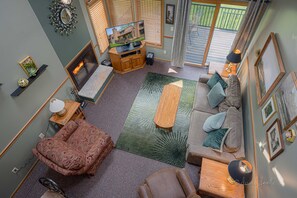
left=185, top=26, right=237, bottom=65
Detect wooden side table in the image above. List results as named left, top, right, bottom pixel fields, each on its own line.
left=49, top=100, right=85, bottom=127
left=199, top=158, right=244, bottom=198
left=208, top=62, right=237, bottom=78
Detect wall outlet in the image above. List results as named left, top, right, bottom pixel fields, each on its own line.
left=163, top=50, right=167, bottom=54
left=12, top=167, right=19, bottom=174
left=171, top=27, right=174, bottom=31
left=39, top=133, right=45, bottom=139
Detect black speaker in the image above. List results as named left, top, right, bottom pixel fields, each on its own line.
left=146, top=52, right=154, bottom=65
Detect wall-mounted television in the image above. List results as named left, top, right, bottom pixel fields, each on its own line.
left=105, top=20, right=145, bottom=50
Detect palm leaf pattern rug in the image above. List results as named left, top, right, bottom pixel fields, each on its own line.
left=116, top=72, right=196, bottom=167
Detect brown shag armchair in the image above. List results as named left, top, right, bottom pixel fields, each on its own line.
left=33, top=119, right=114, bottom=176
left=138, top=168, right=201, bottom=198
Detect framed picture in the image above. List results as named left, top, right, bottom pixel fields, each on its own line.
left=266, top=119, right=284, bottom=161
left=275, top=72, right=297, bottom=130
left=18, top=56, right=38, bottom=77
left=261, top=96, right=277, bottom=125
left=166, top=4, right=175, bottom=25
left=254, top=32, right=285, bottom=106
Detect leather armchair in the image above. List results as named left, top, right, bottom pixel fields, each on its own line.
left=33, top=119, right=114, bottom=176
left=138, top=168, right=201, bottom=198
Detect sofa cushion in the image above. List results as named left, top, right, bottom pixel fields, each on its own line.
left=207, top=82, right=226, bottom=108
left=193, top=82, right=219, bottom=114
left=203, top=128, right=230, bottom=152
left=203, top=112, right=227, bottom=132
left=36, top=138, right=85, bottom=170
left=222, top=107, right=243, bottom=152
left=207, top=71, right=228, bottom=89
left=219, top=75, right=241, bottom=112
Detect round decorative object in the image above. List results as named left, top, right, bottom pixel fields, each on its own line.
left=49, top=0, right=78, bottom=36
left=17, top=78, right=29, bottom=87
left=60, top=8, right=72, bottom=24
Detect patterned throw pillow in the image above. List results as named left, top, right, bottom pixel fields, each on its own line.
left=207, top=71, right=228, bottom=89
left=207, top=82, right=226, bottom=108
left=203, top=128, right=230, bottom=152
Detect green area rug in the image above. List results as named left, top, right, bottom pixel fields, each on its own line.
left=116, top=72, right=196, bottom=167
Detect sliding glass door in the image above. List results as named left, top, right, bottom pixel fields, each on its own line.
left=184, top=1, right=247, bottom=66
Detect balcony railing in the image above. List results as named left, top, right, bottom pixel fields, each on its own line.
left=189, top=4, right=246, bottom=31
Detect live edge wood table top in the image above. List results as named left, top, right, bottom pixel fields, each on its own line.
left=154, top=83, right=182, bottom=132
left=199, top=158, right=244, bottom=198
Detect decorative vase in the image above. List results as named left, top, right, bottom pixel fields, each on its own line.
left=18, top=78, right=29, bottom=87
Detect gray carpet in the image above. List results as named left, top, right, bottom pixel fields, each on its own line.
left=14, top=60, right=207, bottom=198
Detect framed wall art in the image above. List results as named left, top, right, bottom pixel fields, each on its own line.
left=275, top=72, right=297, bottom=130
left=166, top=4, right=175, bottom=25
left=254, top=32, right=285, bottom=106
left=18, top=56, right=38, bottom=77
left=261, top=96, right=277, bottom=125
left=266, top=119, right=284, bottom=161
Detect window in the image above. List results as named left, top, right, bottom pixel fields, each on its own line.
left=86, top=0, right=109, bottom=53
left=135, top=0, right=163, bottom=46
left=107, top=0, right=134, bottom=26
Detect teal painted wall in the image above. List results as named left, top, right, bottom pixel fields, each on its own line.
left=0, top=0, right=75, bottom=197
left=28, top=0, right=91, bottom=66
left=240, top=0, right=297, bottom=197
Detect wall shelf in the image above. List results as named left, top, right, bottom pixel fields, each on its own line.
left=11, top=64, right=48, bottom=97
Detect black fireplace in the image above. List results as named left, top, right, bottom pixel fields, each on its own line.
left=66, top=43, right=98, bottom=91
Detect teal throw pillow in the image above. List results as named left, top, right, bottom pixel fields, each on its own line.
left=203, top=112, right=227, bottom=132
left=207, top=71, right=228, bottom=89
left=207, top=82, right=226, bottom=108
left=203, top=128, right=230, bottom=152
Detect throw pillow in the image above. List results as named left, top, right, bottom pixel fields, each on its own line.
left=207, top=82, right=226, bottom=108
left=203, top=112, right=227, bottom=132
left=203, top=128, right=230, bottom=152
left=222, top=107, right=243, bottom=152
left=207, top=71, right=228, bottom=89
left=219, top=75, right=241, bottom=112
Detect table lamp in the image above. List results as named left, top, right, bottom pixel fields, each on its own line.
left=226, top=49, right=241, bottom=73
left=49, top=98, right=67, bottom=117
left=227, top=160, right=252, bottom=185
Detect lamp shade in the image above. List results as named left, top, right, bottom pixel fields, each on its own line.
left=228, top=160, right=253, bottom=185
left=49, top=98, right=65, bottom=113
left=226, top=49, right=242, bottom=63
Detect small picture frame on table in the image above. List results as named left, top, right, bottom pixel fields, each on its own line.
left=166, top=4, right=175, bottom=25
left=266, top=119, right=284, bottom=161
left=261, top=96, right=277, bottom=125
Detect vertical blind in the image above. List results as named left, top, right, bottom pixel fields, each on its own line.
left=86, top=0, right=109, bottom=53
left=107, top=0, right=134, bottom=26
left=135, top=0, right=162, bottom=46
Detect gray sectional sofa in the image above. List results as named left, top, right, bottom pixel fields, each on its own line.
left=186, top=74, right=245, bottom=165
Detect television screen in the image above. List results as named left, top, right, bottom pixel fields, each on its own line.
left=106, top=20, right=145, bottom=48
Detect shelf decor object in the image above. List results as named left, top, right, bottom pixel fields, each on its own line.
left=254, top=32, right=285, bottom=106
left=286, top=128, right=296, bottom=143
left=18, top=56, right=38, bottom=77
left=11, top=64, right=48, bottom=97
left=49, top=0, right=78, bottom=36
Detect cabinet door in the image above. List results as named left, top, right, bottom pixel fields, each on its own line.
left=121, top=57, right=132, bottom=71
left=131, top=55, right=143, bottom=68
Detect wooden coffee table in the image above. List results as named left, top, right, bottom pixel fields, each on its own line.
left=154, top=83, right=182, bottom=132
left=199, top=158, right=244, bottom=198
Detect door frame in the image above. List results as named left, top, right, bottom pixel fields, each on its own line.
left=185, top=0, right=248, bottom=67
